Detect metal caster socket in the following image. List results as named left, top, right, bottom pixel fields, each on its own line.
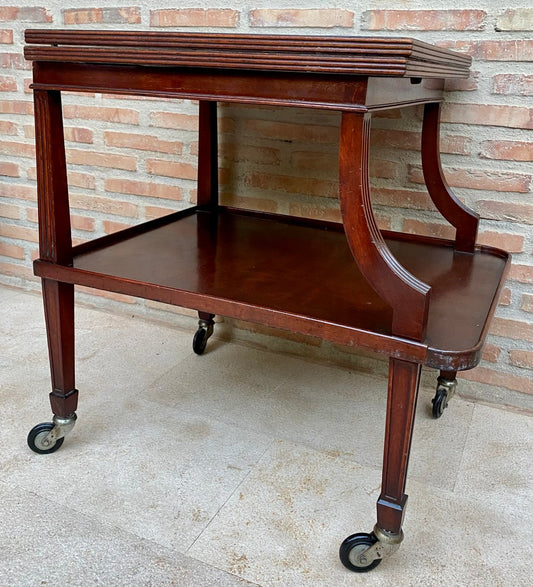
left=193, top=318, right=214, bottom=355
left=339, top=525, right=403, bottom=572
left=432, top=376, right=457, bottom=419
left=27, top=412, right=77, bottom=454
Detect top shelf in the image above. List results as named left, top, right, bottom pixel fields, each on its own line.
left=24, top=30, right=471, bottom=78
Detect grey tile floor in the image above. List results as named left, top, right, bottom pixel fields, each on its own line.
left=0, top=284, right=532, bottom=586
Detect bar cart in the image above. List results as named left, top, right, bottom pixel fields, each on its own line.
left=24, top=30, right=510, bottom=572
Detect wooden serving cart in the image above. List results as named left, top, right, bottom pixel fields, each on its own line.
left=24, top=30, right=510, bottom=572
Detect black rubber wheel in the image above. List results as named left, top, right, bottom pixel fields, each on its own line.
left=27, top=422, right=64, bottom=454
left=192, top=327, right=208, bottom=355
left=432, top=387, right=447, bottom=419
left=339, top=533, right=382, bottom=573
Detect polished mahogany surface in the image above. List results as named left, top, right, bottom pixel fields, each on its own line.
left=64, top=208, right=507, bottom=368
left=25, top=30, right=471, bottom=78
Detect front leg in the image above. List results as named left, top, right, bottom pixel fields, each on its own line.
left=340, top=358, right=421, bottom=572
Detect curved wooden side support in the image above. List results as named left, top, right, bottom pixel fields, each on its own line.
left=422, top=102, right=479, bottom=253
left=339, top=112, right=430, bottom=341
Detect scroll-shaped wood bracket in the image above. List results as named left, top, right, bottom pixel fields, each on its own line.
left=339, top=112, right=430, bottom=341
left=422, top=102, right=479, bottom=253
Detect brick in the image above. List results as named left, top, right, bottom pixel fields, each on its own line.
left=151, top=9, right=239, bottom=28
left=246, top=172, right=338, bottom=199
left=290, top=151, right=398, bottom=179
left=442, top=103, right=533, bottom=130
left=0, top=162, right=19, bottom=177
left=103, top=219, right=133, bottom=234
left=402, top=219, right=455, bottom=240
left=499, top=288, right=512, bottom=306
left=68, top=171, right=95, bottom=190
left=220, top=143, right=280, bottom=165
left=372, top=129, right=471, bottom=155
left=0, top=120, right=17, bottom=134
left=480, top=140, right=533, bottom=162
left=65, top=127, right=94, bottom=144
left=0, top=7, right=52, bottom=22
left=71, top=214, right=95, bottom=232
left=496, top=9, right=533, bottom=32
left=0, top=241, right=24, bottom=259
left=522, top=293, right=533, bottom=313
left=0, top=181, right=33, bottom=198
left=105, top=178, right=183, bottom=201
left=244, top=119, right=338, bottom=144
left=0, top=74, right=16, bottom=90
left=362, top=10, right=486, bottom=31
left=481, top=343, right=501, bottom=363
left=492, top=74, right=533, bottom=96
left=144, top=205, right=181, bottom=221
left=476, top=200, right=533, bottom=225
left=0, top=223, right=38, bottom=242
left=438, top=40, right=533, bottom=62
left=0, top=29, right=14, bottom=44
left=219, top=193, right=278, bottom=213
left=409, top=165, right=531, bottom=193
left=63, top=104, right=139, bottom=125
left=63, top=7, right=141, bottom=25
left=150, top=111, right=198, bottom=131
left=478, top=231, right=523, bottom=253
left=250, top=9, right=353, bottom=28
left=509, top=350, right=533, bottom=370
left=25, top=207, right=38, bottom=223
left=0, top=202, right=20, bottom=219
left=0, top=100, right=33, bottom=115
left=0, top=52, right=30, bottom=69
left=70, top=193, right=138, bottom=218
left=288, top=203, right=342, bottom=223
left=66, top=148, right=137, bottom=171
left=508, top=264, right=533, bottom=285
left=0, top=140, right=35, bottom=158
left=459, top=366, right=533, bottom=395
left=444, top=72, right=479, bottom=92
left=104, top=131, right=182, bottom=155
left=0, top=261, right=34, bottom=279
left=491, top=317, right=533, bottom=342
left=146, top=159, right=196, bottom=181
left=371, top=188, right=433, bottom=211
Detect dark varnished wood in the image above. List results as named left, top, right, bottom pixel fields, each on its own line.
left=33, top=208, right=508, bottom=370
left=25, top=30, right=510, bottom=563
left=25, top=30, right=471, bottom=77
left=42, top=279, right=78, bottom=417
left=422, top=102, right=479, bottom=252
left=377, top=358, right=421, bottom=533
left=339, top=112, right=430, bottom=341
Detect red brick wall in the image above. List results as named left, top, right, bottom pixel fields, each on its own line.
left=1, top=3, right=532, bottom=408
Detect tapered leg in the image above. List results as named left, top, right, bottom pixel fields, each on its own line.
left=339, top=357, right=421, bottom=572
left=377, top=358, right=421, bottom=534
left=42, top=278, right=78, bottom=417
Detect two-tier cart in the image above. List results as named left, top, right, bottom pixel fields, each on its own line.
left=24, top=30, right=510, bottom=572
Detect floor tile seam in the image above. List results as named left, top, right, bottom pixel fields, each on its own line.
left=1, top=477, right=264, bottom=584
left=448, top=401, right=491, bottom=496
left=184, top=438, right=277, bottom=556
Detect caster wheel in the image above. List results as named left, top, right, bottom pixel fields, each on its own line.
left=27, top=422, right=64, bottom=454
left=432, top=387, right=448, bottom=419
left=339, top=533, right=382, bottom=573
left=192, top=327, right=208, bottom=355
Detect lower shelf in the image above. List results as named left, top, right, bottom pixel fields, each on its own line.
left=34, top=207, right=510, bottom=370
